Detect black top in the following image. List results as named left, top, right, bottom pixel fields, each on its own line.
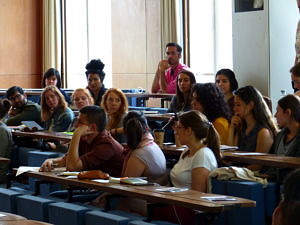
left=88, top=85, right=107, bottom=106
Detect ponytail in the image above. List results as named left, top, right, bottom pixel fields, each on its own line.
left=205, top=124, right=223, bottom=166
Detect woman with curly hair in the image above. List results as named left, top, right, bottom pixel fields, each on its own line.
left=101, top=88, right=128, bottom=143
left=85, top=59, right=107, bottom=105
left=168, top=69, right=196, bottom=113
left=191, top=83, right=231, bottom=144
left=215, top=68, right=238, bottom=115
left=228, top=86, right=278, bottom=155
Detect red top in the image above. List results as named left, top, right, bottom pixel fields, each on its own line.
left=165, top=63, right=188, bottom=94
left=79, top=130, right=124, bottom=177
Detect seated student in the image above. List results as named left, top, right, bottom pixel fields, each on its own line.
left=171, top=110, right=222, bottom=192
left=215, top=68, right=239, bottom=116
left=266, top=95, right=300, bottom=183
left=122, top=111, right=167, bottom=184
left=85, top=59, right=107, bottom=105
left=167, top=69, right=196, bottom=113
left=5, top=86, right=41, bottom=126
left=69, top=88, right=94, bottom=130
left=191, top=83, right=231, bottom=145
left=0, top=99, right=14, bottom=183
left=149, top=111, right=223, bottom=225
left=40, top=106, right=124, bottom=176
left=272, top=169, right=300, bottom=225
left=101, top=88, right=128, bottom=143
left=227, top=86, right=278, bottom=155
left=42, top=68, right=71, bottom=105
left=151, top=42, right=188, bottom=94
left=41, top=85, right=74, bottom=132
left=72, top=88, right=94, bottom=110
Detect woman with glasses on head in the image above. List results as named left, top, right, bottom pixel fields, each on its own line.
left=228, top=86, right=278, bottom=155
left=215, top=68, right=239, bottom=116
left=171, top=110, right=222, bottom=192
left=167, top=69, right=196, bottom=113
left=191, top=83, right=231, bottom=145
left=101, top=88, right=128, bottom=143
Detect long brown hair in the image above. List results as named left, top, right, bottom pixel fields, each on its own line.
left=41, top=85, right=68, bottom=121
left=101, top=88, right=128, bottom=130
left=179, top=110, right=223, bottom=166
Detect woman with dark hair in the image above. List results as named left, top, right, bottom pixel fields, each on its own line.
left=122, top=111, right=167, bottom=184
left=191, top=83, right=231, bottom=144
left=266, top=94, right=300, bottom=182
left=42, top=68, right=71, bottom=104
left=0, top=99, right=13, bottom=183
left=215, top=68, right=238, bottom=115
left=168, top=69, right=196, bottom=113
left=41, top=85, right=74, bottom=132
left=228, top=86, right=278, bottom=155
left=101, top=88, right=128, bottom=143
left=171, top=110, right=222, bottom=191
left=272, top=169, right=300, bottom=225
left=85, top=59, right=107, bottom=105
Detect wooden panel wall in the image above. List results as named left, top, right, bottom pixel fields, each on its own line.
left=0, top=0, right=42, bottom=88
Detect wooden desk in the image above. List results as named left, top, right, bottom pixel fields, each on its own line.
left=222, top=151, right=300, bottom=168
left=0, top=212, right=26, bottom=221
left=12, top=130, right=72, bottom=142
left=19, top=170, right=255, bottom=213
left=145, top=113, right=173, bottom=122
left=162, top=145, right=185, bottom=157
left=124, top=93, right=174, bottom=108
left=0, top=157, right=10, bottom=163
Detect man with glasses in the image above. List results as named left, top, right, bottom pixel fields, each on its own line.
left=5, top=86, right=41, bottom=126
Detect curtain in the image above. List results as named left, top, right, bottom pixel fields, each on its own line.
left=42, top=0, right=62, bottom=83
left=160, top=0, right=178, bottom=58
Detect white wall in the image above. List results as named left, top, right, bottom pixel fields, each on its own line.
left=232, top=0, right=269, bottom=96
left=233, top=0, right=299, bottom=112
left=269, top=0, right=298, bottom=108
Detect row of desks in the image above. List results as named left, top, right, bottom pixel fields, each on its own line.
left=18, top=169, right=255, bottom=213
left=11, top=130, right=300, bottom=168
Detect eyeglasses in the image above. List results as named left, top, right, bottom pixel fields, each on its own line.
left=9, top=93, right=22, bottom=101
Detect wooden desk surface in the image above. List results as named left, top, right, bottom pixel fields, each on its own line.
left=145, top=113, right=173, bottom=121
left=222, top=151, right=300, bottom=168
left=20, top=170, right=255, bottom=213
left=12, top=130, right=72, bottom=142
left=0, top=212, right=26, bottom=221
left=0, top=157, right=10, bottom=163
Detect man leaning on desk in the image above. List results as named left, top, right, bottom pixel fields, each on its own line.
left=151, top=42, right=188, bottom=94
left=40, top=106, right=124, bottom=177
left=5, top=86, right=41, bottom=126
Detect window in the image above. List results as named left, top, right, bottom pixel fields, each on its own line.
left=65, top=0, right=112, bottom=89
left=189, top=0, right=233, bottom=83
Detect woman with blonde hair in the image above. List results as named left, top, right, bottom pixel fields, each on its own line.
left=71, top=88, right=94, bottom=110
left=101, top=88, right=128, bottom=143
left=41, top=85, right=74, bottom=132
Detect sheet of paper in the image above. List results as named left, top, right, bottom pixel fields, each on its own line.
left=0, top=213, right=6, bottom=217
left=16, top=166, right=40, bottom=176
left=233, top=152, right=267, bottom=156
left=92, top=179, right=110, bottom=183
left=201, top=196, right=237, bottom=201
left=156, top=187, right=189, bottom=192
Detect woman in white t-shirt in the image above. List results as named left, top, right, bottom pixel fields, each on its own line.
left=170, top=110, right=223, bottom=192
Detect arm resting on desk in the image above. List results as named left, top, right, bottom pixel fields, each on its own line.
left=40, top=156, right=66, bottom=172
